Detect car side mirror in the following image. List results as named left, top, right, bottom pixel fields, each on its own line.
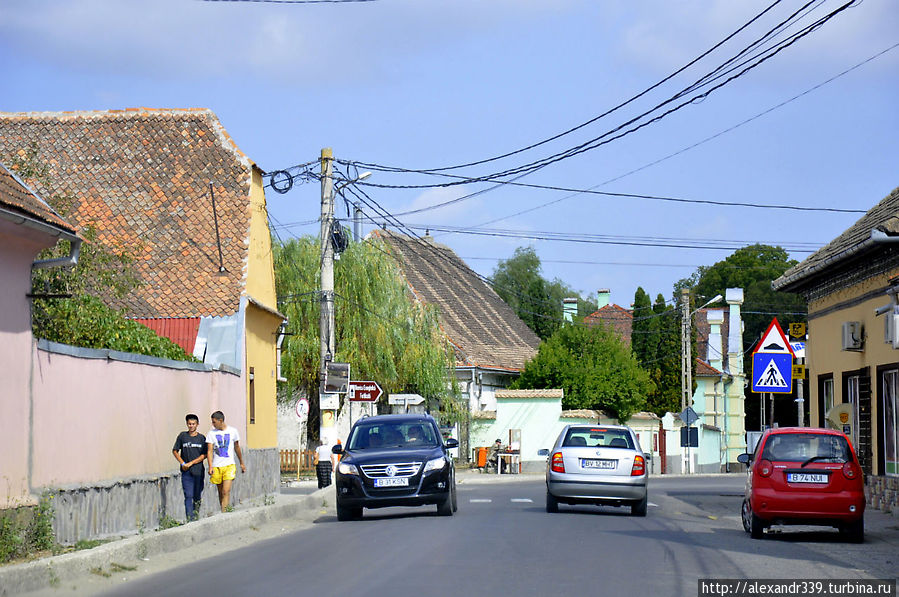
left=537, top=449, right=549, bottom=457
left=445, top=438, right=459, bottom=449
left=736, top=453, right=750, bottom=464
left=331, top=445, right=343, bottom=455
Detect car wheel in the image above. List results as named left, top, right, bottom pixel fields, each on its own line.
left=546, top=490, right=559, bottom=513
left=841, top=518, right=864, bottom=543
left=437, top=490, right=454, bottom=516
left=741, top=500, right=752, bottom=533
left=631, top=495, right=647, bottom=517
left=749, top=512, right=765, bottom=539
left=336, top=502, right=362, bottom=521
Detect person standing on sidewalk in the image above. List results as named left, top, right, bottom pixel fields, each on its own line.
left=206, top=411, right=246, bottom=512
left=314, top=436, right=334, bottom=489
left=172, top=414, right=206, bottom=520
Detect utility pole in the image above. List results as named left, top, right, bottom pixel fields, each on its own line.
left=319, top=148, right=336, bottom=445
left=681, top=288, right=692, bottom=411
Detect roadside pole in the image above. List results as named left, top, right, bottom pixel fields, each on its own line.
left=319, top=148, right=336, bottom=445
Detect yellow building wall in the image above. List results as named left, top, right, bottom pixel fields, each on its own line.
left=807, top=267, right=899, bottom=474
left=243, top=166, right=284, bottom=449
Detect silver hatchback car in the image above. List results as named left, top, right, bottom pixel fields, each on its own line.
left=539, top=424, right=648, bottom=516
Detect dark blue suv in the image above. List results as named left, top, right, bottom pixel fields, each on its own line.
left=331, top=414, right=459, bottom=520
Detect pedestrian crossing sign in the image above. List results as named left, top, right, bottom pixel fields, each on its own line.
left=752, top=352, right=794, bottom=394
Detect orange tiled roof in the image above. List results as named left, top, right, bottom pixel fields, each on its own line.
left=0, top=160, right=79, bottom=237
left=0, top=109, right=254, bottom=318
left=584, top=303, right=633, bottom=347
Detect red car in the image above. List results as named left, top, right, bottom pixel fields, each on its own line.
left=738, top=427, right=865, bottom=542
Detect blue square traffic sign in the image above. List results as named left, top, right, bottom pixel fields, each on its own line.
left=751, top=352, right=793, bottom=394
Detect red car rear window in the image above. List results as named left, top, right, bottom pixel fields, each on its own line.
left=760, top=433, right=852, bottom=463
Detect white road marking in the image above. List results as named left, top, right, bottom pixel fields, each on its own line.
left=469, top=499, right=492, bottom=503
left=511, top=498, right=533, bottom=503
left=648, top=502, right=659, bottom=507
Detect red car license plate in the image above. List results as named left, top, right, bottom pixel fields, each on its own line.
left=786, top=473, right=827, bottom=483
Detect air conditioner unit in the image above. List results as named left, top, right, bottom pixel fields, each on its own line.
left=841, top=321, right=863, bottom=351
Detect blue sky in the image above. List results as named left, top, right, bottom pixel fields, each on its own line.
left=1, top=0, right=896, bottom=309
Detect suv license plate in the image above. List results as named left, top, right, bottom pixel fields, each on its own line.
left=374, top=478, right=409, bottom=487
left=582, top=459, right=616, bottom=470
left=786, top=473, right=828, bottom=484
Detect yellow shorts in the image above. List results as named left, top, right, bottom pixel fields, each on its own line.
left=210, top=464, right=236, bottom=485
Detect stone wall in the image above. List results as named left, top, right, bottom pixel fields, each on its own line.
left=866, top=475, right=898, bottom=514
left=49, top=448, right=278, bottom=545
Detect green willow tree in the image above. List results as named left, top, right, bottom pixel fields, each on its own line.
left=511, top=321, right=651, bottom=421
left=274, top=235, right=460, bottom=433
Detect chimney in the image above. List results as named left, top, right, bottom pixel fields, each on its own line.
left=726, top=288, right=744, bottom=378
left=562, top=297, right=578, bottom=322
left=597, top=289, right=611, bottom=309
left=706, top=309, right=725, bottom=371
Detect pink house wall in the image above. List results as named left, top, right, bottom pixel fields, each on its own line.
left=0, top=221, right=58, bottom=508
left=29, top=347, right=244, bottom=489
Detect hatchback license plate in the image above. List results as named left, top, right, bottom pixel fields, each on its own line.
left=582, top=459, right=616, bottom=470
left=786, top=473, right=828, bottom=484
left=374, top=477, right=409, bottom=487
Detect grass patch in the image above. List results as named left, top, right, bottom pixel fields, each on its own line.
left=0, top=492, right=57, bottom=564
left=73, top=538, right=108, bottom=551
left=110, top=562, right=137, bottom=572
left=90, top=566, right=111, bottom=578
left=158, top=515, right=183, bottom=530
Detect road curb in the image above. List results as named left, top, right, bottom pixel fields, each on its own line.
left=0, top=489, right=329, bottom=596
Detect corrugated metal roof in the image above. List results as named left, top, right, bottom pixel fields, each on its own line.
left=134, top=317, right=201, bottom=355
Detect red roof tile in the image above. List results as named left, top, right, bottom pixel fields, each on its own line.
left=0, top=161, right=79, bottom=237
left=584, top=303, right=633, bottom=347
left=0, top=109, right=254, bottom=318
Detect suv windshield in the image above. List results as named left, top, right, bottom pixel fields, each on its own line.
left=347, top=421, right=439, bottom=450
left=563, top=427, right=634, bottom=449
left=761, top=432, right=852, bottom=463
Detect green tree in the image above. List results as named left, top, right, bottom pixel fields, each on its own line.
left=645, top=293, right=682, bottom=415
left=511, top=322, right=651, bottom=421
left=274, top=236, right=460, bottom=434
left=688, top=244, right=805, bottom=349
left=10, top=144, right=193, bottom=361
left=491, top=246, right=596, bottom=340
left=631, top=287, right=653, bottom=364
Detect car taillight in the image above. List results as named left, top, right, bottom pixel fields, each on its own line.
left=551, top=452, right=565, bottom=473
left=757, top=459, right=773, bottom=477
left=842, top=462, right=860, bottom=480
left=631, top=454, right=645, bottom=476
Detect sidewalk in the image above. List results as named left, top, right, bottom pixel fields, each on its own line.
left=0, top=485, right=332, bottom=596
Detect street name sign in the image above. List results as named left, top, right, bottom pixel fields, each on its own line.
left=348, top=380, right=383, bottom=402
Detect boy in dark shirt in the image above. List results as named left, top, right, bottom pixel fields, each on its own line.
left=172, top=414, right=207, bottom=521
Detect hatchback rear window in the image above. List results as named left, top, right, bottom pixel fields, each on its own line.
left=760, top=433, right=852, bottom=463
left=563, top=428, right=633, bottom=449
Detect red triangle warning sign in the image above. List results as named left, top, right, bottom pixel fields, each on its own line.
left=754, top=317, right=795, bottom=356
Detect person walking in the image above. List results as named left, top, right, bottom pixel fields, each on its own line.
left=206, top=411, right=246, bottom=512
left=314, top=436, right=334, bottom=489
left=172, top=414, right=207, bottom=520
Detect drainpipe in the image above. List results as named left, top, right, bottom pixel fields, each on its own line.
left=32, top=238, right=82, bottom=270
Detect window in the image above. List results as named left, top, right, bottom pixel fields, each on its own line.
left=818, top=375, right=834, bottom=427
left=847, top=375, right=860, bottom=447
left=883, top=369, right=899, bottom=476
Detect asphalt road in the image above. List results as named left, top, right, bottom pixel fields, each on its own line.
left=71, top=475, right=895, bottom=596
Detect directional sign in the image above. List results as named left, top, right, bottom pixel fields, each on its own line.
left=752, top=352, right=793, bottom=394
left=388, top=393, right=425, bottom=406
left=755, top=317, right=795, bottom=356
left=348, top=380, right=383, bottom=402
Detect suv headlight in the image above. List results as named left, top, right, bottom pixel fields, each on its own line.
left=423, top=456, right=447, bottom=473
left=337, top=461, right=358, bottom=475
